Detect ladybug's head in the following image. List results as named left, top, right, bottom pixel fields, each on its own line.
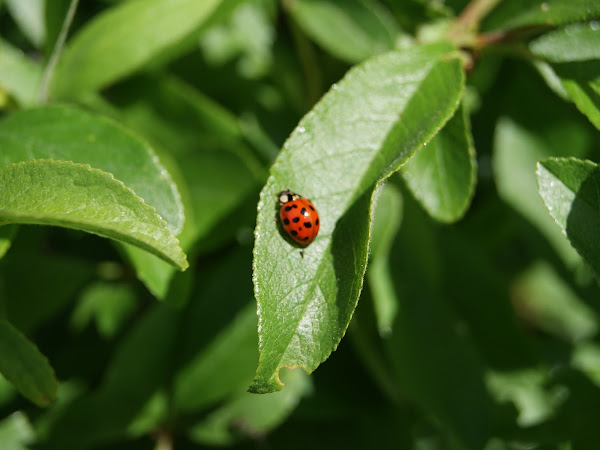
left=278, top=190, right=301, bottom=205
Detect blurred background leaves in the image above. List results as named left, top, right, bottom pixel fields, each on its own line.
left=0, top=0, right=599, bottom=449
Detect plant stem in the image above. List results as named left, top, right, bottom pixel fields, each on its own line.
left=39, top=0, right=80, bottom=103
left=456, top=0, right=502, bottom=31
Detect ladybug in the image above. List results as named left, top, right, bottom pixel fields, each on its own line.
left=278, top=190, right=320, bottom=246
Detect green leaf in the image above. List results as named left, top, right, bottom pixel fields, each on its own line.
left=482, top=0, right=600, bottom=31
left=288, top=0, right=400, bottom=64
left=0, top=320, right=57, bottom=407
left=0, top=160, right=188, bottom=270
left=5, top=0, right=45, bottom=48
left=493, top=117, right=581, bottom=267
left=51, top=0, right=223, bottom=97
left=173, top=247, right=257, bottom=412
left=71, top=282, right=138, bottom=338
left=0, top=225, right=17, bottom=259
left=45, top=303, right=179, bottom=449
left=0, top=104, right=184, bottom=234
left=530, top=21, right=600, bottom=63
left=513, top=261, right=597, bottom=343
left=251, top=43, right=464, bottom=393
left=537, top=157, right=600, bottom=276
left=0, top=411, right=34, bottom=450
left=367, top=181, right=402, bottom=335
left=385, top=196, right=491, bottom=449
left=0, top=39, right=42, bottom=106
left=1, top=233, right=94, bottom=333
left=553, top=61, right=600, bottom=129
left=174, top=303, right=258, bottom=413
left=189, top=369, right=311, bottom=446
left=401, top=104, right=476, bottom=223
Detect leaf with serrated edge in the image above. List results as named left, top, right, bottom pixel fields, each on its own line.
left=0, top=104, right=184, bottom=234
left=0, top=160, right=187, bottom=270
left=251, top=43, right=464, bottom=393
left=537, top=157, right=600, bottom=276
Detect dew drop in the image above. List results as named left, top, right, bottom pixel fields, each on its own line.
left=298, top=126, right=306, bottom=133
left=591, top=21, right=599, bottom=31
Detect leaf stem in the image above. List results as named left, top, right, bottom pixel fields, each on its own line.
left=39, top=0, right=80, bottom=103
left=456, top=0, right=502, bottom=31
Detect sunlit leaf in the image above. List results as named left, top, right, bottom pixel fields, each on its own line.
left=251, top=43, right=464, bottom=393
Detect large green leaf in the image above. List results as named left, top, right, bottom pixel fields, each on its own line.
left=482, top=0, right=600, bottom=31
left=0, top=160, right=187, bottom=270
left=51, top=0, right=223, bottom=97
left=0, top=104, right=184, bottom=234
left=401, top=104, right=476, bottom=223
left=537, top=157, right=600, bottom=276
left=251, top=43, right=464, bottom=393
left=0, top=320, right=57, bottom=407
left=288, top=0, right=400, bottom=64
left=530, top=22, right=600, bottom=63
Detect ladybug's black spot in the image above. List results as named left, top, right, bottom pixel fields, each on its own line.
left=301, top=207, right=308, bottom=216
left=291, top=230, right=298, bottom=236
left=303, top=237, right=309, bottom=241
left=304, top=222, right=312, bottom=228
left=292, top=204, right=298, bottom=209
left=283, top=218, right=290, bottom=225
left=285, top=206, right=292, bottom=212
left=315, top=218, right=319, bottom=225
left=309, top=205, right=315, bottom=211
left=292, top=217, right=300, bottom=223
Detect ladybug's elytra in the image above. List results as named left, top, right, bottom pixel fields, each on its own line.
left=278, top=190, right=320, bottom=246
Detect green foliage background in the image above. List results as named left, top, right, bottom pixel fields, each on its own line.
left=1, top=0, right=600, bottom=449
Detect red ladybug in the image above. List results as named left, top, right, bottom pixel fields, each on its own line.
left=278, top=190, right=320, bottom=246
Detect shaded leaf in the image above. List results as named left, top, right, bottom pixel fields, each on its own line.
left=0, top=230, right=94, bottom=333
left=0, top=104, right=184, bottom=234
left=0, top=39, right=42, bottom=106
left=251, top=43, right=464, bottom=393
left=189, top=369, right=311, bottom=446
left=512, top=261, right=597, bottom=342
left=483, top=0, right=600, bottom=31
left=493, top=117, right=581, bottom=267
left=0, top=160, right=187, bottom=270
left=70, top=282, right=138, bottom=338
left=44, top=304, right=179, bottom=449
left=0, top=320, right=57, bottom=407
left=174, top=246, right=257, bottom=412
left=288, top=0, right=400, bottom=63
left=401, top=104, right=476, bottom=223
left=385, top=195, right=491, bottom=450
left=5, top=0, right=45, bottom=48
left=367, top=181, right=402, bottom=335
left=537, top=157, right=600, bottom=276
left=553, top=61, right=600, bottom=129
left=0, top=225, right=17, bottom=259
left=0, top=411, right=34, bottom=450
left=530, top=21, right=600, bottom=63
left=51, top=0, right=223, bottom=97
